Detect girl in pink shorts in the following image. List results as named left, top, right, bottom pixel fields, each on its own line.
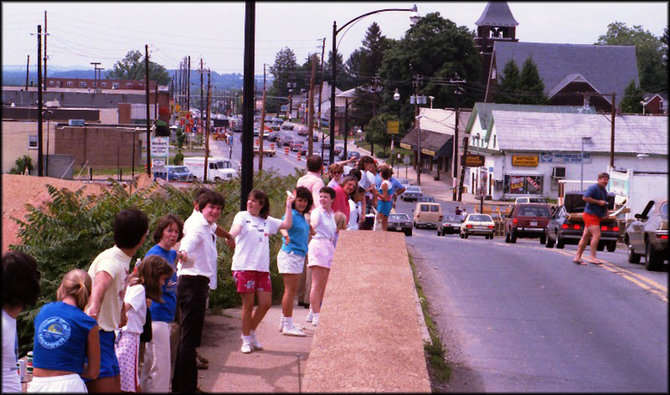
left=306, top=186, right=338, bottom=327
left=229, top=189, right=295, bottom=354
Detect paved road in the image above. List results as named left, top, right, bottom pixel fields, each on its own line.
left=392, top=197, right=668, bottom=392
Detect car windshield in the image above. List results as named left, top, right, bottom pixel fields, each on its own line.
left=443, top=214, right=461, bottom=222
left=173, top=166, right=188, bottom=172
left=661, top=202, right=668, bottom=220
left=389, top=214, right=409, bottom=221
left=469, top=215, right=491, bottom=222
left=518, top=206, right=550, bottom=217
left=406, top=186, right=421, bottom=192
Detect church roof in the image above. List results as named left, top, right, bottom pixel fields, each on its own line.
left=475, top=1, right=519, bottom=27
left=492, top=42, right=639, bottom=102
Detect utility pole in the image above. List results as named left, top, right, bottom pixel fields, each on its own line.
left=450, top=73, right=466, bottom=200
left=241, top=1, right=255, bottom=210
left=26, top=54, right=29, bottom=90
left=413, top=73, right=422, bottom=185
left=187, top=56, right=191, bottom=111
left=370, top=74, right=381, bottom=156
left=37, top=25, right=43, bottom=176
left=318, top=37, right=325, bottom=159
left=610, top=93, right=616, bottom=168
left=145, top=44, right=151, bottom=175
left=90, top=62, right=100, bottom=91
left=307, top=56, right=317, bottom=156
left=177, top=60, right=181, bottom=108
left=43, top=11, right=47, bottom=91
left=259, top=64, right=267, bottom=171
left=205, top=69, right=211, bottom=181
left=200, top=58, right=204, bottom=133
left=458, top=134, right=469, bottom=202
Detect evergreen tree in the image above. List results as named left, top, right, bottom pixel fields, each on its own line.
left=494, top=59, right=521, bottom=104
left=620, top=80, right=644, bottom=113
left=268, top=47, right=299, bottom=113
left=519, top=58, right=548, bottom=104
left=107, top=50, right=171, bottom=85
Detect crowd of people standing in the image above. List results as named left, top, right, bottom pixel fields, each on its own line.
left=2, top=152, right=407, bottom=393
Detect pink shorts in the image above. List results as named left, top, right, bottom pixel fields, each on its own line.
left=233, top=271, right=272, bottom=293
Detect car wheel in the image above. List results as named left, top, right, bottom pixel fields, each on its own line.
left=556, top=234, right=565, bottom=249
left=463, top=232, right=469, bottom=239
left=413, top=222, right=418, bottom=229
left=459, top=232, right=464, bottom=239
left=406, top=230, right=412, bottom=237
left=627, top=243, right=641, bottom=264
left=545, top=232, right=555, bottom=248
left=504, top=231, right=510, bottom=243
left=606, top=242, right=616, bottom=253
left=596, top=243, right=604, bottom=252
left=645, top=240, right=662, bottom=271
left=539, top=234, right=546, bottom=245
left=510, top=231, right=517, bottom=243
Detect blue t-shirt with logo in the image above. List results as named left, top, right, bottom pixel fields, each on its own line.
left=145, top=244, right=178, bottom=322
left=280, top=209, right=309, bottom=256
left=584, top=183, right=608, bottom=218
left=33, top=302, right=97, bottom=375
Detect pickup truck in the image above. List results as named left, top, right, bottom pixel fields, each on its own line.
left=253, top=145, right=276, bottom=157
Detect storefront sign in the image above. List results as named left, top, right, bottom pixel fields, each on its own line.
left=421, top=148, right=436, bottom=156
left=386, top=120, right=400, bottom=135
left=512, top=155, right=538, bottom=167
left=462, top=154, right=485, bottom=167
left=400, top=143, right=412, bottom=150
left=540, top=152, right=591, bottom=163
left=151, top=137, right=170, bottom=158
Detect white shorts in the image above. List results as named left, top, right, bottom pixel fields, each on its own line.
left=307, top=238, right=335, bottom=269
left=27, top=374, right=87, bottom=393
left=277, top=250, right=306, bottom=274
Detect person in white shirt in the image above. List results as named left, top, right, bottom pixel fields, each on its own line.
left=2, top=251, right=41, bottom=393
left=115, top=256, right=172, bottom=393
left=347, top=186, right=366, bottom=230
left=229, top=189, right=295, bottom=354
left=172, top=189, right=225, bottom=393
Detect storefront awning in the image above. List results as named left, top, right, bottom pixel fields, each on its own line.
left=400, top=128, right=453, bottom=158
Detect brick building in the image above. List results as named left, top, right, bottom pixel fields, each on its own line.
left=54, top=124, right=143, bottom=169
left=46, top=78, right=157, bottom=91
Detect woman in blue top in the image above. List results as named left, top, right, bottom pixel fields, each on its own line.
left=140, top=214, right=185, bottom=393
left=29, top=269, right=100, bottom=393
left=376, top=167, right=394, bottom=231
left=277, top=186, right=314, bottom=337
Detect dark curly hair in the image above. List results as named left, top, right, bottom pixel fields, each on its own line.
left=114, top=208, right=149, bottom=249
left=2, top=251, right=41, bottom=309
left=293, top=186, right=314, bottom=214
left=152, top=214, right=184, bottom=245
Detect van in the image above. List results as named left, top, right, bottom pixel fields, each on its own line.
left=412, top=202, right=443, bottom=229
left=183, top=156, right=239, bottom=182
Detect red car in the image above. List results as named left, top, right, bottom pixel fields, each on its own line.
left=504, top=203, right=552, bottom=244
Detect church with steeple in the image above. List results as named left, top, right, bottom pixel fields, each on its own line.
left=473, top=1, right=519, bottom=87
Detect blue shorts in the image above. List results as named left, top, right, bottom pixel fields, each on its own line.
left=84, top=330, right=119, bottom=381
left=377, top=200, right=392, bottom=216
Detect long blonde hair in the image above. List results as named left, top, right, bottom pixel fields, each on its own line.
left=57, top=269, right=92, bottom=311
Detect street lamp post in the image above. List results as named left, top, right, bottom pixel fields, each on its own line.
left=580, top=136, right=592, bottom=191
left=329, top=4, right=419, bottom=164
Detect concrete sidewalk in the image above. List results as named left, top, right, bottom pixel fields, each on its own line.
left=197, top=303, right=313, bottom=392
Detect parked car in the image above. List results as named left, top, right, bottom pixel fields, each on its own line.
left=460, top=214, right=496, bottom=239
left=437, top=214, right=464, bottom=236
left=334, top=144, right=344, bottom=155
left=416, top=196, right=436, bottom=203
left=155, top=165, right=195, bottom=182
left=401, top=185, right=423, bottom=201
left=396, top=178, right=412, bottom=188
left=338, top=150, right=361, bottom=161
left=624, top=199, right=668, bottom=271
left=271, top=124, right=281, bottom=131
left=311, top=133, right=319, bottom=142
left=296, top=125, right=309, bottom=136
left=280, top=135, right=294, bottom=146
left=413, top=202, right=443, bottom=229
left=515, top=196, right=548, bottom=204
left=281, top=123, right=294, bottom=131
left=290, top=141, right=304, bottom=152
left=387, top=213, right=412, bottom=236
left=322, top=140, right=332, bottom=150
left=504, top=203, right=552, bottom=244
left=297, top=145, right=308, bottom=156
left=265, top=130, right=280, bottom=142
left=252, top=144, right=276, bottom=157
left=545, top=192, right=618, bottom=251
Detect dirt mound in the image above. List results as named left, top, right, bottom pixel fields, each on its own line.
left=3, top=175, right=106, bottom=253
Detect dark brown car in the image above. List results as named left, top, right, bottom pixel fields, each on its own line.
left=504, top=203, right=552, bottom=244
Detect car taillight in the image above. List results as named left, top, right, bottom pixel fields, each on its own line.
left=564, top=224, right=580, bottom=230
left=658, top=234, right=668, bottom=239
left=513, top=218, right=518, bottom=224
left=573, top=224, right=581, bottom=230
left=561, top=224, right=569, bottom=229
left=600, top=225, right=607, bottom=231
left=488, top=225, right=495, bottom=229
left=466, top=224, right=473, bottom=228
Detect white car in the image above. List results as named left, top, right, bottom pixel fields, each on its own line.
left=460, top=214, right=495, bottom=239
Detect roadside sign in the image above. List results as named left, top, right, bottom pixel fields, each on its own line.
left=400, top=142, right=412, bottom=150
left=512, top=155, right=538, bottom=167
left=387, top=120, right=399, bottom=135
left=152, top=158, right=166, bottom=172
left=461, top=154, right=485, bottom=167
left=151, top=137, right=170, bottom=158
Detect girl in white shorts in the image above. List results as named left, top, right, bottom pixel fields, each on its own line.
left=306, top=186, right=338, bottom=327
left=277, top=186, right=315, bottom=337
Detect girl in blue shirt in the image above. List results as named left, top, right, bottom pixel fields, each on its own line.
left=277, top=186, right=314, bottom=337
left=29, top=269, right=100, bottom=393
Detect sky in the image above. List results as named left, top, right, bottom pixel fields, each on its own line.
left=2, top=1, right=668, bottom=76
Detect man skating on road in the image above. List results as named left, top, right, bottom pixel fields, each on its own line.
left=573, top=172, right=610, bottom=265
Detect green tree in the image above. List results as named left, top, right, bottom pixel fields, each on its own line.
left=9, top=154, right=34, bottom=174
left=364, top=113, right=398, bottom=154
left=378, top=12, right=482, bottom=136
left=519, top=58, right=547, bottom=104
left=620, top=80, right=644, bottom=113
left=493, top=59, right=521, bottom=103
left=268, top=47, right=299, bottom=113
left=596, top=21, right=668, bottom=92
left=107, top=50, right=172, bottom=85
left=324, top=50, right=356, bottom=91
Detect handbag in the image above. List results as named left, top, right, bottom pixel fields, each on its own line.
left=140, top=308, right=152, bottom=342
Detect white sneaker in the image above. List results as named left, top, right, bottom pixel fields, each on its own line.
left=278, top=316, right=284, bottom=332
left=311, top=315, right=319, bottom=327
left=305, top=311, right=314, bottom=323
left=282, top=325, right=306, bottom=337
left=250, top=333, right=263, bottom=350
left=241, top=340, right=253, bottom=354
